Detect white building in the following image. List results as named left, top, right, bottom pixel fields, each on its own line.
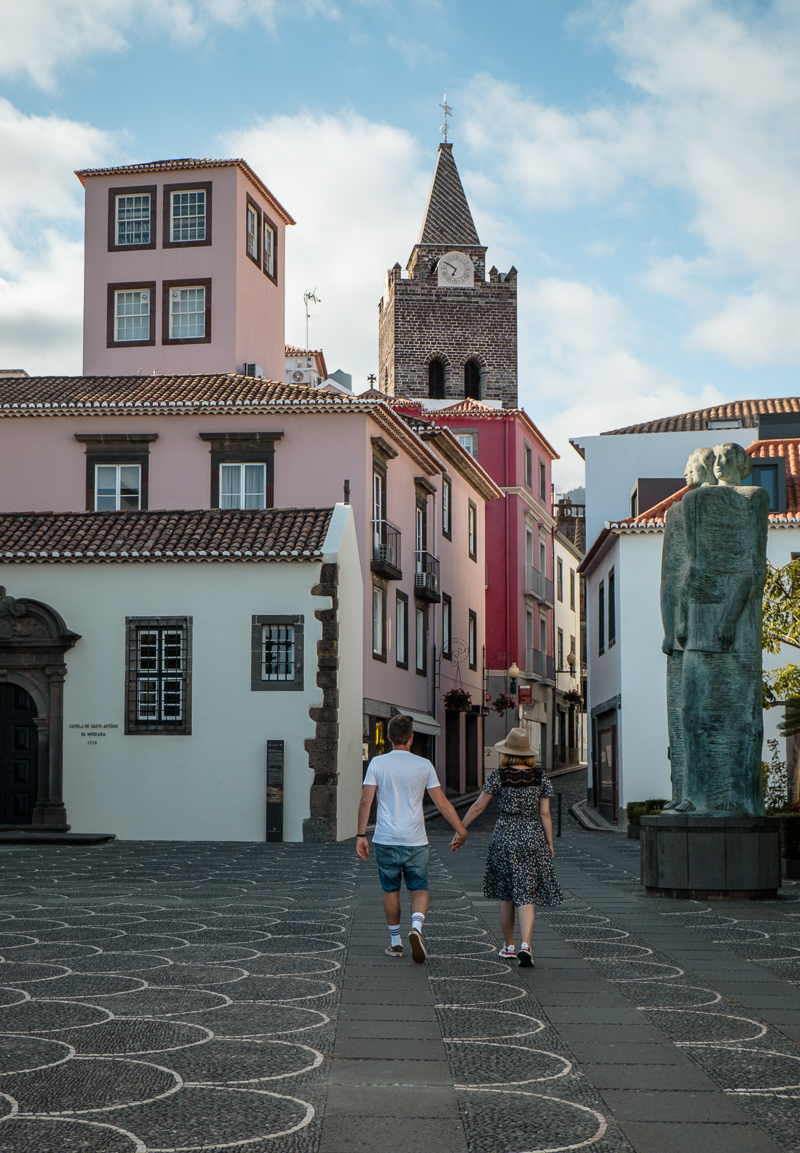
left=0, top=503, right=363, bottom=842
left=553, top=527, right=585, bottom=766
left=575, top=398, right=800, bottom=825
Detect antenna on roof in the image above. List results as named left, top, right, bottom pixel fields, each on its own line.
left=303, top=289, right=321, bottom=355
left=440, top=94, right=453, bottom=143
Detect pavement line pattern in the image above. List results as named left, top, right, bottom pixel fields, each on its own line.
left=423, top=850, right=633, bottom=1153
left=0, top=843, right=358, bottom=1152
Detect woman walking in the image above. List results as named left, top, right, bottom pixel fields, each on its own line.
left=452, top=728, right=563, bottom=967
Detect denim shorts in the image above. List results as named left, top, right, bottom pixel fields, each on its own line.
left=373, top=844, right=430, bottom=893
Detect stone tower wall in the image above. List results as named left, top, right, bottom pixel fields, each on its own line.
left=378, top=263, right=518, bottom=408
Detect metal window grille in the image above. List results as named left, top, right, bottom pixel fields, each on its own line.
left=247, top=206, right=258, bottom=259
left=115, top=290, right=150, bottom=341
left=170, top=286, right=205, bottom=339
left=261, top=624, right=295, bottom=681
left=95, top=464, right=141, bottom=511
left=220, top=463, right=266, bottom=509
left=116, top=194, right=151, bottom=245
left=171, top=190, right=206, bottom=242
left=134, top=626, right=187, bottom=723
left=264, top=223, right=275, bottom=275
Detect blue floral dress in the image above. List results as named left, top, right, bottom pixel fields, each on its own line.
left=481, top=768, right=564, bottom=907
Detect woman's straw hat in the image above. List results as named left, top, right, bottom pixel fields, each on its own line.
left=494, top=727, right=536, bottom=757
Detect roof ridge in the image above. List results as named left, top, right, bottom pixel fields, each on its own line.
left=417, top=143, right=480, bottom=248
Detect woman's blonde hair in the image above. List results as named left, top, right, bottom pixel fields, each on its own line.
left=499, top=753, right=537, bottom=768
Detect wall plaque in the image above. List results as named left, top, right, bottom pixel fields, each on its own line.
left=266, top=740, right=284, bottom=843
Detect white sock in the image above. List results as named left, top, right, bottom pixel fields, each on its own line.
left=411, top=912, right=425, bottom=934
left=389, top=923, right=401, bottom=947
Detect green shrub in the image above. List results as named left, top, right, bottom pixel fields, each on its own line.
left=626, top=799, right=668, bottom=826
left=781, top=813, right=800, bottom=859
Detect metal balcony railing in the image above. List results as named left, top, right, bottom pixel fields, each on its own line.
left=525, top=648, right=556, bottom=682
left=524, top=566, right=555, bottom=605
left=414, top=550, right=441, bottom=602
left=370, top=520, right=402, bottom=580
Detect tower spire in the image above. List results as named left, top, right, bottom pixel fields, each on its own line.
left=416, top=140, right=480, bottom=248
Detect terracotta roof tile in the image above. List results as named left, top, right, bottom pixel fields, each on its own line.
left=0, top=507, right=333, bottom=563
left=285, top=344, right=324, bottom=358
left=603, top=396, right=800, bottom=435
left=75, top=158, right=295, bottom=225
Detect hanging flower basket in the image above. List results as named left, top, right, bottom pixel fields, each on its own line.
left=492, top=692, right=517, bottom=716
left=444, top=688, right=472, bottom=712
left=563, top=689, right=583, bottom=706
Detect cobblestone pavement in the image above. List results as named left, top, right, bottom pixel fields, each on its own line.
left=0, top=771, right=799, bottom=1152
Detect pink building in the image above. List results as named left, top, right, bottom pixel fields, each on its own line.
left=76, top=159, right=294, bottom=381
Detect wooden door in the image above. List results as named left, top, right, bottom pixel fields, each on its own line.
left=0, top=684, right=38, bottom=825
left=597, top=723, right=618, bottom=822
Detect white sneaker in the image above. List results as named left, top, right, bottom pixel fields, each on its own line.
left=498, top=944, right=517, bottom=959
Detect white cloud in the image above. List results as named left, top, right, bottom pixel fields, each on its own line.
left=0, top=0, right=339, bottom=90
left=224, top=111, right=431, bottom=389
left=0, top=99, right=114, bottom=374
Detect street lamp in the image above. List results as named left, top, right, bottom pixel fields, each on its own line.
left=508, top=661, right=520, bottom=694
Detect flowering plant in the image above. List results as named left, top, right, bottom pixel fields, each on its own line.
left=444, top=688, right=472, bottom=712
left=563, top=689, right=583, bottom=706
left=492, top=692, right=517, bottom=716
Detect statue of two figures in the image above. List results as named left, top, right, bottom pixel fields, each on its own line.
left=661, top=443, right=769, bottom=816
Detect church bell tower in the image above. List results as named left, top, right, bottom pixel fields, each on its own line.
left=378, top=139, right=518, bottom=408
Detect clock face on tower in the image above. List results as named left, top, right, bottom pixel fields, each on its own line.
left=437, top=250, right=474, bottom=287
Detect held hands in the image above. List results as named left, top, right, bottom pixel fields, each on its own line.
left=356, top=836, right=369, bottom=862
left=450, top=831, right=467, bottom=852
left=547, top=843, right=555, bottom=859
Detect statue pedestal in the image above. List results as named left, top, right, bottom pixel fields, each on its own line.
left=641, top=814, right=781, bottom=899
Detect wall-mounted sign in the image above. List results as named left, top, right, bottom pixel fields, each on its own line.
left=518, top=685, right=533, bottom=704
left=266, top=741, right=284, bottom=843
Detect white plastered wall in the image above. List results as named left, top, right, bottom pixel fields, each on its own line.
left=0, top=559, right=330, bottom=841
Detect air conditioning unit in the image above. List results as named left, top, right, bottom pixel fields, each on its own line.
left=416, top=572, right=438, bottom=594
left=377, top=545, right=396, bottom=567
left=244, top=363, right=265, bottom=378
left=292, top=370, right=305, bottom=383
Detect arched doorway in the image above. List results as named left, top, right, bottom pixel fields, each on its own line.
left=428, top=359, right=445, bottom=399
left=464, top=360, right=481, bottom=400
left=0, top=684, right=37, bottom=824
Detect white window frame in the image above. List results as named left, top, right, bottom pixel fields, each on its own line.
left=247, top=204, right=259, bottom=261
left=169, top=285, right=206, bottom=340
left=170, top=189, right=206, bottom=243
left=114, top=289, right=150, bottom=343
left=416, top=606, right=426, bottom=673
left=95, top=463, right=141, bottom=511
left=116, top=193, right=151, bottom=246
left=373, top=585, right=385, bottom=657
left=219, top=462, right=267, bottom=509
left=264, top=221, right=275, bottom=277
left=396, top=594, right=407, bottom=667
left=456, top=433, right=474, bottom=456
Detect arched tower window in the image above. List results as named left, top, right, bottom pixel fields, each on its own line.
left=428, top=359, right=445, bottom=399
left=464, top=360, right=481, bottom=400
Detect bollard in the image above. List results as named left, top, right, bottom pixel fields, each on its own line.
left=557, top=792, right=562, bottom=838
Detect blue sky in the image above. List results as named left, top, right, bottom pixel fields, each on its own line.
left=1, top=0, right=800, bottom=489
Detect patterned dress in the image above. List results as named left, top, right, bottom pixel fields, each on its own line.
left=481, top=768, right=564, bottom=907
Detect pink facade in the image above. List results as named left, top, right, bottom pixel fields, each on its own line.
left=78, top=160, right=292, bottom=381
left=0, top=393, right=497, bottom=790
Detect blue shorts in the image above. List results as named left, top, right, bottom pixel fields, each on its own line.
left=373, top=844, right=430, bottom=893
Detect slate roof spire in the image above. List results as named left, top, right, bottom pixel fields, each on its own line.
left=417, top=143, right=480, bottom=248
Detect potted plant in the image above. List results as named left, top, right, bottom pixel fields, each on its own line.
left=492, top=692, right=516, bottom=716
left=444, top=687, right=472, bottom=712
left=563, top=689, right=583, bottom=706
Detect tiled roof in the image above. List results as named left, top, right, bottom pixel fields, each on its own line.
left=602, top=396, right=800, bottom=435
left=0, top=374, right=441, bottom=475
left=74, top=158, right=295, bottom=225
left=0, top=508, right=333, bottom=563
left=285, top=345, right=323, bottom=358
left=391, top=397, right=560, bottom=461
left=417, top=144, right=481, bottom=248
left=438, top=398, right=497, bottom=414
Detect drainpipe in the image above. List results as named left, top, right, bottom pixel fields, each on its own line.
left=505, top=415, right=511, bottom=672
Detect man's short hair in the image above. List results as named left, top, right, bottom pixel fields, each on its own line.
left=388, top=714, right=414, bottom=746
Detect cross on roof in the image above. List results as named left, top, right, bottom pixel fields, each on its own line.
left=440, top=94, right=453, bottom=143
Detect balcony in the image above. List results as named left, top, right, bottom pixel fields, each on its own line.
left=526, top=648, right=556, bottom=683
left=524, top=566, right=554, bottom=606
left=414, top=551, right=441, bottom=602
left=371, top=521, right=402, bottom=580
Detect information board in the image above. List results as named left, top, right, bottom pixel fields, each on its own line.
left=266, top=740, right=284, bottom=843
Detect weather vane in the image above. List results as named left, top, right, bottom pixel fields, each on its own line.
left=440, top=93, right=452, bottom=143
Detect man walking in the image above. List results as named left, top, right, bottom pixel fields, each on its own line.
left=356, top=714, right=468, bottom=963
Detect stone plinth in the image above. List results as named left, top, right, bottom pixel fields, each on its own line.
left=641, top=813, right=781, bottom=899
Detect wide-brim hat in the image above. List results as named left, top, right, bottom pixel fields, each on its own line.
left=494, top=727, right=536, bottom=757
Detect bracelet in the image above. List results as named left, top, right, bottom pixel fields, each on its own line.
left=357, top=833, right=367, bottom=838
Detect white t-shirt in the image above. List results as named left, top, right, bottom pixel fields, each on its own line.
left=363, top=750, right=441, bottom=846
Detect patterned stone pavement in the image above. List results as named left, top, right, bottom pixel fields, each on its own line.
left=0, top=774, right=798, bottom=1152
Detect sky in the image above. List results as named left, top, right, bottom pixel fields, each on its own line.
left=1, top=0, right=800, bottom=490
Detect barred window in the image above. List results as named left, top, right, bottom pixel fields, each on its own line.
left=171, top=189, right=206, bottom=242
left=170, top=286, right=205, bottom=339
left=251, top=615, right=303, bottom=691
left=126, top=618, right=191, bottom=734
left=116, top=194, right=150, bottom=246
left=261, top=624, right=295, bottom=681
left=115, top=289, right=150, bottom=342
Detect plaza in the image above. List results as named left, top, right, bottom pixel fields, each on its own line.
left=0, top=771, right=798, bottom=1153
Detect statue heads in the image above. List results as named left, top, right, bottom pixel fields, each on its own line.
left=684, top=447, right=718, bottom=489
left=713, top=442, right=752, bottom=487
